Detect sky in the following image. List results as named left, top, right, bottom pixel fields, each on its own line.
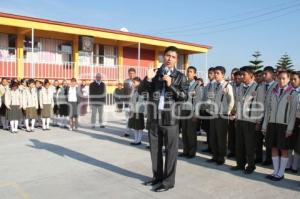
left=1, top=0, right=300, bottom=73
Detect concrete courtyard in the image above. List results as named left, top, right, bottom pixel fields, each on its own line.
left=0, top=106, right=299, bottom=199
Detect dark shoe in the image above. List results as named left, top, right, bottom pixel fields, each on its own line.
left=206, top=158, right=217, bottom=163
left=265, top=174, right=275, bottom=180
left=271, top=175, right=284, bottom=181
left=244, top=166, right=256, bottom=174
left=143, top=179, right=161, bottom=186
left=227, top=152, right=235, bottom=158
left=262, top=160, right=272, bottom=166
left=202, top=148, right=212, bottom=153
left=154, top=184, right=173, bottom=192
left=216, top=160, right=225, bottom=165
left=255, top=159, right=263, bottom=164
left=178, top=152, right=188, bottom=157
left=187, top=155, right=196, bottom=159
left=130, top=142, right=141, bottom=146
left=124, top=133, right=130, bottom=137
left=100, top=125, right=105, bottom=128
left=291, top=169, right=298, bottom=173
left=230, top=165, right=245, bottom=171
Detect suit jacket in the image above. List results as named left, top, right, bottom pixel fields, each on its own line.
left=139, top=66, right=188, bottom=126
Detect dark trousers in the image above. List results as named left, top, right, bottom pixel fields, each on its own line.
left=255, top=130, right=264, bottom=161
left=235, top=120, right=256, bottom=168
left=228, top=119, right=236, bottom=154
left=148, top=123, right=179, bottom=187
left=201, top=111, right=212, bottom=150
left=181, top=110, right=198, bottom=156
left=210, top=117, right=229, bottom=162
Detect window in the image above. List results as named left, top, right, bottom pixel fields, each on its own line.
left=93, top=44, right=117, bottom=66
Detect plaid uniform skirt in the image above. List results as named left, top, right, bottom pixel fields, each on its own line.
left=6, top=105, right=22, bottom=121
left=25, top=107, right=38, bottom=119
left=266, top=123, right=293, bottom=150
left=41, top=104, right=52, bottom=118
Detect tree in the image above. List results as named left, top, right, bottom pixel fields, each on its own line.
left=276, top=53, right=294, bottom=70
left=249, top=51, right=264, bottom=72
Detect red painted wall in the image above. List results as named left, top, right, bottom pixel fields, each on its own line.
left=123, top=47, right=155, bottom=67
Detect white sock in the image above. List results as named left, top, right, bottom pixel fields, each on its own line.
left=46, top=118, right=50, bottom=129
left=31, top=119, right=35, bottom=130
left=133, top=130, right=138, bottom=143
left=42, top=118, right=46, bottom=129
left=286, top=150, right=293, bottom=168
left=272, top=156, right=280, bottom=176
left=15, top=120, right=18, bottom=131
left=277, top=157, right=289, bottom=177
left=292, top=153, right=299, bottom=170
left=57, top=116, right=61, bottom=126
left=25, top=119, right=30, bottom=130
left=137, top=130, right=143, bottom=143
left=10, top=121, right=14, bottom=132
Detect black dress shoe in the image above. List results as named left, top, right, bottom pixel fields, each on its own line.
left=265, top=174, right=275, bottom=180
left=154, top=184, right=173, bottom=192
left=262, top=160, right=272, bottom=166
left=271, top=175, right=284, bottom=181
left=244, top=166, right=256, bottom=174
left=143, top=179, right=161, bottom=186
left=230, top=165, right=245, bottom=171
left=227, top=152, right=235, bottom=158
left=124, top=133, right=130, bottom=137
left=255, top=159, right=263, bottom=164
left=216, top=160, right=225, bottom=165
left=100, top=125, right=105, bottom=128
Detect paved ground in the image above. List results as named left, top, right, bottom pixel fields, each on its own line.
left=0, top=106, right=299, bottom=199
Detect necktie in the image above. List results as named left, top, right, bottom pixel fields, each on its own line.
left=243, top=86, right=249, bottom=95
left=265, top=84, right=269, bottom=91
left=279, top=88, right=284, bottom=97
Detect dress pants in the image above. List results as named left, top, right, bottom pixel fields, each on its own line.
left=148, top=122, right=179, bottom=187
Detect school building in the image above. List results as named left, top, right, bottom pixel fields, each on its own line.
left=0, top=12, right=211, bottom=94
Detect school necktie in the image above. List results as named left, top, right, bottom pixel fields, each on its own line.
left=243, top=86, right=249, bottom=95
left=279, top=88, right=284, bottom=97
left=265, top=84, right=269, bottom=91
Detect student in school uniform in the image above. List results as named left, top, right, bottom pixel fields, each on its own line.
left=207, top=66, right=235, bottom=165
left=259, top=66, right=277, bottom=165
left=52, top=80, right=61, bottom=127
left=18, top=79, right=27, bottom=129
left=179, top=66, right=200, bottom=158
left=201, top=67, right=216, bottom=153
left=231, top=66, right=265, bottom=174
left=128, top=77, right=145, bottom=145
left=0, top=78, right=9, bottom=130
left=294, top=73, right=300, bottom=173
left=285, top=71, right=300, bottom=173
left=67, top=78, right=80, bottom=131
left=262, top=70, right=298, bottom=181
left=58, top=80, right=69, bottom=128
left=5, top=82, right=23, bottom=133
left=22, top=79, right=39, bottom=132
left=39, top=79, right=54, bottom=131
left=227, top=69, right=241, bottom=158
left=35, top=80, right=43, bottom=128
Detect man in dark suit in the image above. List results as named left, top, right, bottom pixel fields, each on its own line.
left=140, top=46, right=188, bottom=192
left=89, top=73, right=106, bottom=128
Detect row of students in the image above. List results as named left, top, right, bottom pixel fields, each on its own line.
left=179, top=65, right=300, bottom=182
left=0, top=78, right=82, bottom=133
